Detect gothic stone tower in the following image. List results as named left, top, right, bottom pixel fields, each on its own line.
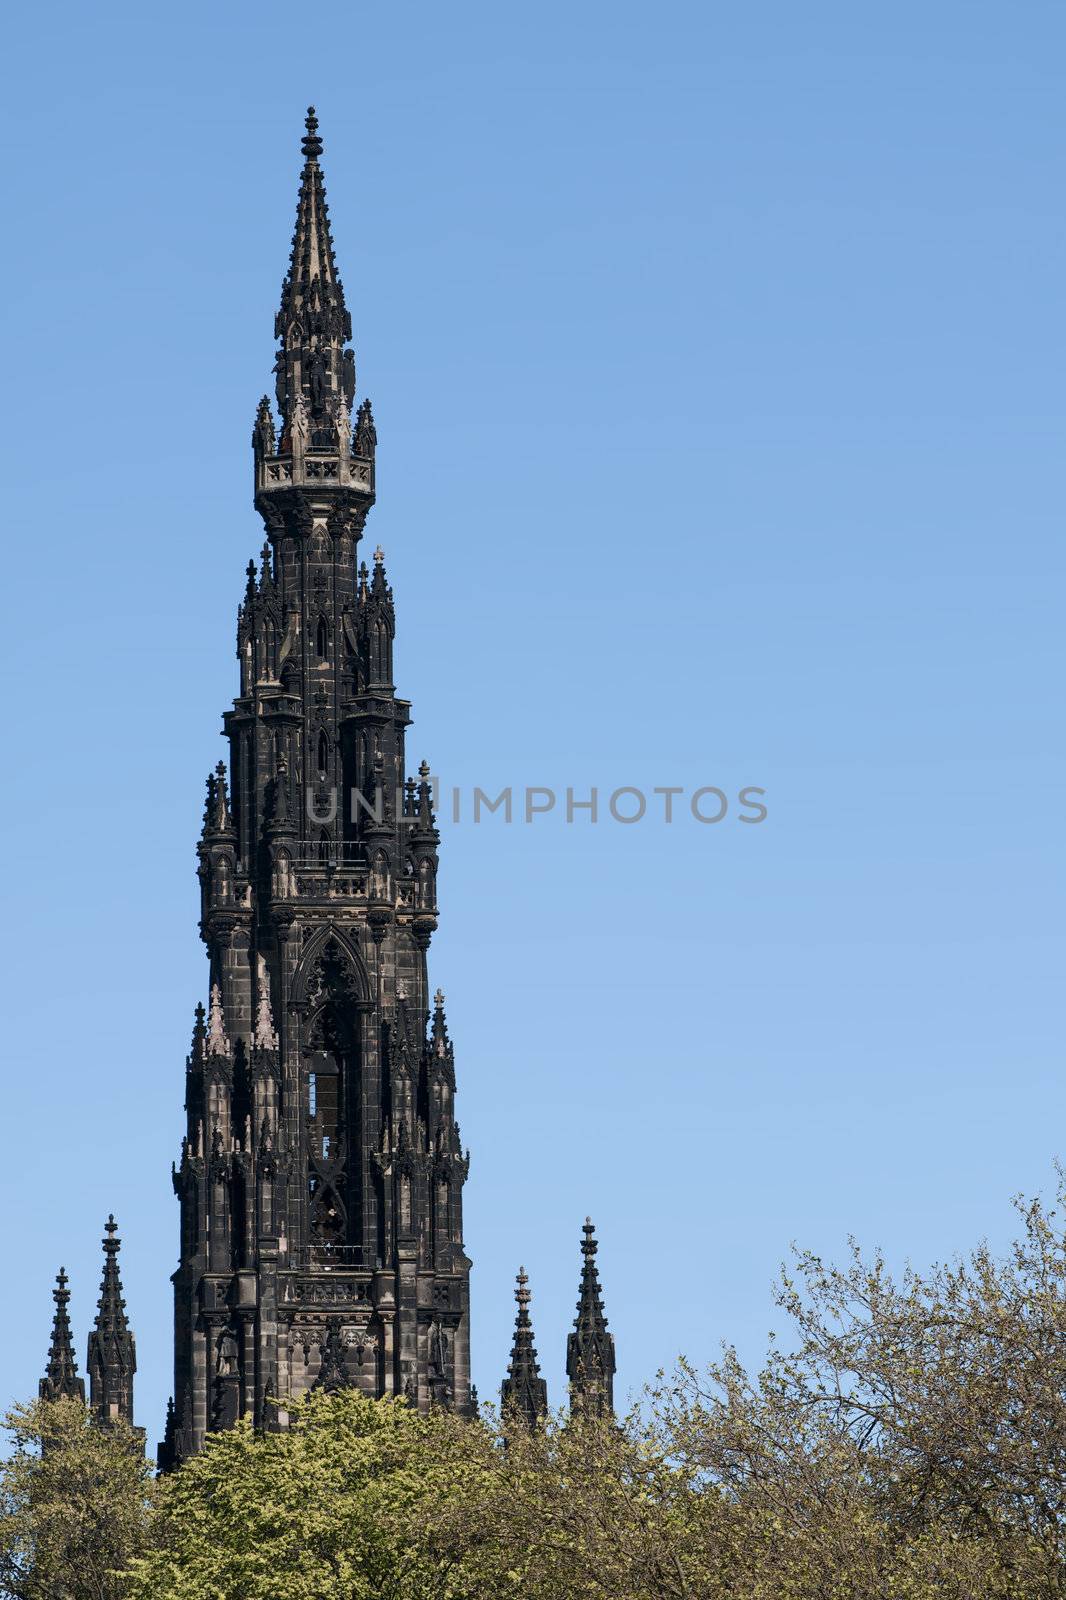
left=161, top=109, right=471, bottom=1465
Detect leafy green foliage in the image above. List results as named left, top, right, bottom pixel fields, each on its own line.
left=0, top=1398, right=152, bottom=1600
left=127, top=1390, right=494, bottom=1600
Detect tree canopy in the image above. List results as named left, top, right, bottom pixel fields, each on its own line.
left=8, top=1178, right=1066, bottom=1598
left=0, top=1398, right=151, bottom=1600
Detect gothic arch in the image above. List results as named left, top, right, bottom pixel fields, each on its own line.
left=212, top=852, right=235, bottom=903
left=271, top=849, right=292, bottom=900
left=370, top=848, right=391, bottom=902
left=417, top=856, right=435, bottom=908
left=262, top=616, right=278, bottom=680
left=289, top=924, right=370, bottom=1010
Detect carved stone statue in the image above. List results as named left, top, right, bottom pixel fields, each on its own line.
left=431, top=1319, right=448, bottom=1374
left=354, top=398, right=377, bottom=457
left=334, top=399, right=350, bottom=455
left=290, top=394, right=309, bottom=456
left=309, top=347, right=327, bottom=411
left=255, top=397, right=276, bottom=457
left=216, top=1327, right=239, bottom=1376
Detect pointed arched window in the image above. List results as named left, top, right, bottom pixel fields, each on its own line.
left=317, top=730, right=328, bottom=776
left=317, top=617, right=329, bottom=659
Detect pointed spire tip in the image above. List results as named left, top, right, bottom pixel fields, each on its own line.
left=302, top=105, right=323, bottom=160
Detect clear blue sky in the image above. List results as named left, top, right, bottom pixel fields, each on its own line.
left=1, top=2, right=1063, bottom=1446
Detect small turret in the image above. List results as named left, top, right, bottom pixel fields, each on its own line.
left=358, top=544, right=395, bottom=687
left=500, top=1267, right=548, bottom=1431
left=87, top=1218, right=137, bottom=1426
left=353, top=396, right=377, bottom=458
left=189, top=1001, right=207, bottom=1066
left=258, top=541, right=276, bottom=598
left=414, top=759, right=436, bottom=833
left=202, top=761, right=236, bottom=841
left=430, top=987, right=452, bottom=1068
left=39, top=1268, right=85, bottom=1404
left=566, top=1218, right=616, bottom=1417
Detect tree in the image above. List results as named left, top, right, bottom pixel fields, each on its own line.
left=655, top=1175, right=1066, bottom=1598
left=126, top=1390, right=498, bottom=1600
left=459, top=1403, right=716, bottom=1600
left=0, top=1398, right=152, bottom=1600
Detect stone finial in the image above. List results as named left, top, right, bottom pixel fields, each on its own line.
left=430, top=987, right=452, bottom=1064
left=206, top=983, right=230, bottom=1057
left=254, top=395, right=276, bottom=456
left=253, top=954, right=279, bottom=1051
left=302, top=105, right=323, bottom=161
left=205, top=761, right=233, bottom=835
left=189, top=1001, right=207, bottom=1064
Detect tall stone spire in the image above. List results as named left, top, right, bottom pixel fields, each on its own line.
left=87, top=1217, right=136, bottom=1426
left=165, top=107, right=471, bottom=1465
left=566, top=1218, right=616, bottom=1417
left=500, top=1268, right=548, bottom=1430
left=39, top=1268, right=85, bottom=1404
left=274, top=106, right=355, bottom=449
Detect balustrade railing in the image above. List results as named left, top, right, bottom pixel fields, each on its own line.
left=286, top=1243, right=366, bottom=1269
left=290, top=841, right=365, bottom=870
